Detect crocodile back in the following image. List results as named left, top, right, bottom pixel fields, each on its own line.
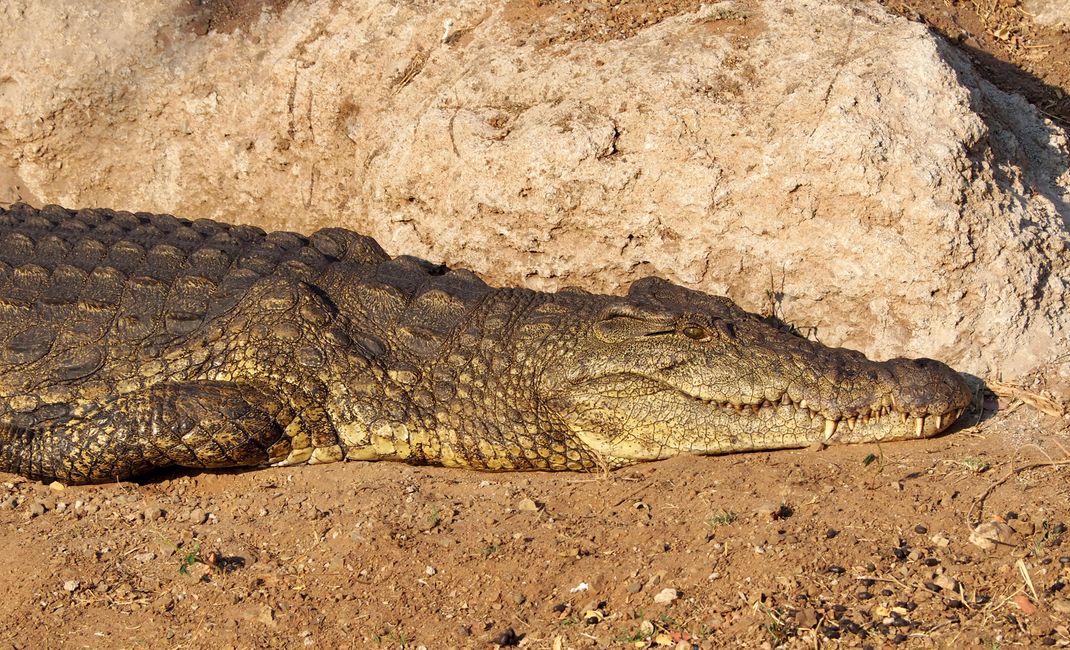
left=0, top=204, right=387, bottom=411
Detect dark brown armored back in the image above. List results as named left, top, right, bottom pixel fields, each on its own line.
left=0, top=205, right=379, bottom=410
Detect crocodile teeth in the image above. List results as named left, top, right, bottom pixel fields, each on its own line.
left=823, top=418, right=838, bottom=441
left=915, top=416, right=925, bottom=438
left=935, top=414, right=944, bottom=429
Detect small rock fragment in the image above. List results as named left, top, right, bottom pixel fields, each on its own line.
left=1013, top=594, right=1037, bottom=615
left=257, top=605, right=277, bottom=626
left=492, top=627, right=520, bottom=646
left=62, top=580, right=79, bottom=592
left=1008, top=518, right=1035, bottom=536
left=424, top=565, right=436, bottom=576
left=517, top=497, right=540, bottom=512
left=794, top=607, right=818, bottom=628
left=1052, top=598, right=1070, bottom=615
left=969, top=521, right=1015, bottom=551
left=188, top=508, right=207, bottom=525
left=930, top=532, right=951, bottom=548
left=625, top=581, right=642, bottom=593
left=653, top=588, right=679, bottom=605
left=143, top=505, right=164, bottom=521
left=933, top=574, right=960, bottom=593
left=757, top=502, right=792, bottom=520
left=48, top=481, right=65, bottom=492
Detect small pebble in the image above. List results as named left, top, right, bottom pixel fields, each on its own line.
left=1013, top=594, right=1037, bottom=615
left=653, top=588, right=679, bottom=605
left=856, top=591, right=874, bottom=600
left=826, top=528, right=839, bottom=538
left=188, top=508, right=207, bottom=525
left=517, top=497, right=540, bottom=512
left=29, top=501, right=47, bottom=517
left=1060, top=556, right=1070, bottom=566
left=625, top=581, right=642, bottom=594
left=1052, top=598, right=1070, bottom=615
left=144, top=506, right=164, bottom=521
left=492, top=628, right=520, bottom=646
left=1009, top=519, right=1035, bottom=536
left=424, top=565, right=436, bottom=576
left=63, top=580, right=79, bottom=592
left=793, top=607, right=818, bottom=628
left=914, top=525, right=928, bottom=534
left=827, top=565, right=846, bottom=574
left=935, top=575, right=960, bottom=593
left=969, top=521, right=1014, bottom=551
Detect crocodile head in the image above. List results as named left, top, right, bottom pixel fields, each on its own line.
left=540, top=277, right=972, bottom=464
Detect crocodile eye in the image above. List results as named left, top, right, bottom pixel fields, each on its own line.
left=681, top=324, right=708, bottom=341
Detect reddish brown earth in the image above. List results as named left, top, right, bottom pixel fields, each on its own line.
left=1, top=1, right=1069, bottom=649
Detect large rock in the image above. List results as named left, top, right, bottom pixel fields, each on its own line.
left=0, top=0, right=1066, bottom=376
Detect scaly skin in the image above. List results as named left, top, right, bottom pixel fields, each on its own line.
left=0, top=204, right=972, bottom=484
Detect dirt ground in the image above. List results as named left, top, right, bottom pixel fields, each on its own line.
left=2, top=1, right=1069, bottom=649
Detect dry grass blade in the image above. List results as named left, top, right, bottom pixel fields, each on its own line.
left=1016, top=558, right=1039, bottom=602
left=987, top=380, right=1066, bottom=417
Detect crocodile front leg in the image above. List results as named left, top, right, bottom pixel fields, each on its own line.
left=0, top=381, right=300, bottom=484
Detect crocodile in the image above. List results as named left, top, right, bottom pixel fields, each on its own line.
left=0, top=204, right=972, bottom=484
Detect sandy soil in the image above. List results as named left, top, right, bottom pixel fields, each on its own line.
left=1, top=396, right=1067, bottom=649
left=1, top=1, right=1069, bottom=649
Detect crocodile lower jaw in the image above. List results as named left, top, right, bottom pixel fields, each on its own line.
left=677, top=390, right=967, bottom=441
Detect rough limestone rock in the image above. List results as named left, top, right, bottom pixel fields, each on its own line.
left=0, top=0, right=1067, bottom=377
left=1025, top=0, right=1070, bottom=31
